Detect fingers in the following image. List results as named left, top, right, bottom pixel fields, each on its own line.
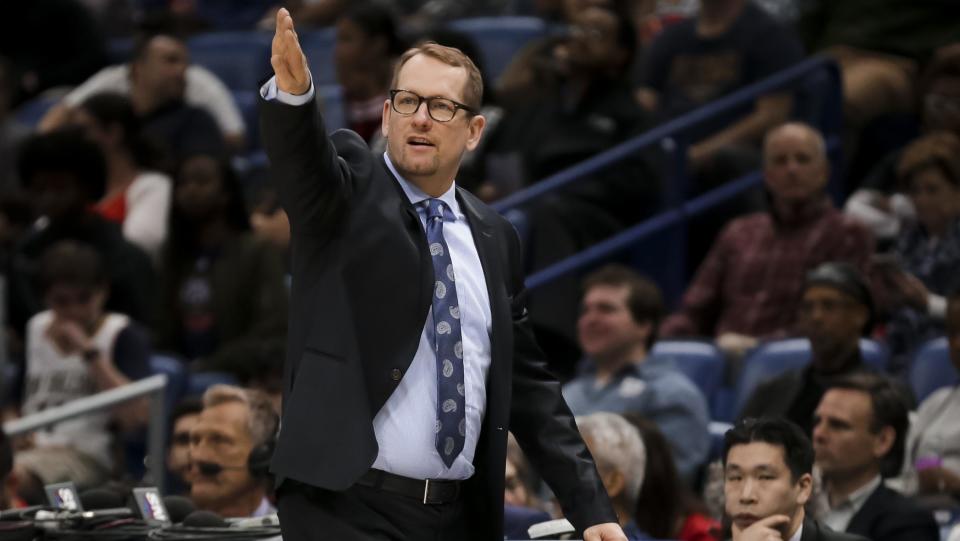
left=754, top=514, right=790, bottom=529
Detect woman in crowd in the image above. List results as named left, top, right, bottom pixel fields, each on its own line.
left=154, top=152, right=287, bottom=379
left=882, top=131, right=960, bottom=367
left=73, top=92, right=171, bottom=261
left=899, top=291, right=960, bottom=501
left=625, top=414, right=720, bottom=541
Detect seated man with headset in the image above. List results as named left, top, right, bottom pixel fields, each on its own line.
left=187, top=384, right=279, bottom=518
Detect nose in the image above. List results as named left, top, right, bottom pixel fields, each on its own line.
left=410, top=101, right=433, bottom=128
left=739, top=478, right=758, bottom=503
left=812, top=421, right=826, bottom=445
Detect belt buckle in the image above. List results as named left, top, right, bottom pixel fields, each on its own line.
left=422, top=479, right=430, bottom=504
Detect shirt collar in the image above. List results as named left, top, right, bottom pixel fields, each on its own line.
left=383, top=151, right=460, bottom=219
left=250, top=496, right=275, bottom=518
left=787, top=522, right=803, bottom=541
left=830, top=475, right=881, bottom=513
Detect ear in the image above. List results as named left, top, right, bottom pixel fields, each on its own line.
left=464, top=113, right=486, bottom=152
left=601, top=469, right=625, bottom=499
left=380, top=99, right=391, bottom=138
left=872, top=425, right=896, bottom=459
left=795, top=472, right=813, bottom=506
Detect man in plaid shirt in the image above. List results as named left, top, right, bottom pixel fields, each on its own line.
left=661, top=122, right=873, bottom=357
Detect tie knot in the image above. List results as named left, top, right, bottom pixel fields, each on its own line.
left=423, top=198, right=448, bottom=222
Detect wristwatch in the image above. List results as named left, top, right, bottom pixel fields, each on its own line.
left=82, top=347, right=100, bottom=363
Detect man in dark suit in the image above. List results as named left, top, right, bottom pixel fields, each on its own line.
left=723, top=417, right=865, bottom=541
left=258, top=8, right=625, bottom=541
left=813, top=372, right=939, bottom=541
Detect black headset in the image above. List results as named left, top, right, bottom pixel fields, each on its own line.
left=246, top=410, right=280, bottom=478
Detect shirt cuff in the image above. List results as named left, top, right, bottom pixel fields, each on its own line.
left=260, top=74, right=314, bottom=106
left=927, top=293, right=947, bottom=319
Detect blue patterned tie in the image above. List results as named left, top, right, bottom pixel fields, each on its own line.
left=421, top=198, right=466, bottom=468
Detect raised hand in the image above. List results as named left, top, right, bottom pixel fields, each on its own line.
left=271, top=7, right=311, bottom=96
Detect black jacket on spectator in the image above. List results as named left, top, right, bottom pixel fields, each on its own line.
left=739, top=349, right=867, bottom=435
left=142, top=99, right=225, bottom=166
left=799, top=517, right=868, bottom=541
left=846, top=484, right=939, bottom=541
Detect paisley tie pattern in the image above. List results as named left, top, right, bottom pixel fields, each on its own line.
left=421, top=198, right=466, bottom=467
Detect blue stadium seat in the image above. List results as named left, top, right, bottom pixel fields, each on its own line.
left=909, top=337, right=957, bottom=402
left=733, top=337, right=889, bottom=418
left=187, top=31, right=272, bottom=91
left=14, top=93, right=60, bottom=127
left=300, top=28, right=338, bottom=87
left=651, top=339, right=725, bottom=415
left=446, top=17, right=550, bottom=82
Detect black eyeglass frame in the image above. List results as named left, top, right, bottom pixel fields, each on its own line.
left=389, top=89, right=478, bottom=122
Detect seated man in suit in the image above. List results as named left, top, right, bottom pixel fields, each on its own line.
left=739, top=262, right=875, bottom=435
left=723, top=416, right=865, bottom=541
left=563, top=264, right=710, bottom=480
left=812, top=372, right=939, bottom=541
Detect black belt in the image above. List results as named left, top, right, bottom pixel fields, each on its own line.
left=356, top=468, right=461, bottom=505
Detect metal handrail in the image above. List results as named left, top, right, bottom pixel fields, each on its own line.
left=492, top=55, right=842, bottom=296
left=4, top=374, right=168, bottom=494
left=492, top=54, right=842, bottom=214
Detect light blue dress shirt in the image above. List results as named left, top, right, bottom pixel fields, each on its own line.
left=263, top=75, right=493, bottom=481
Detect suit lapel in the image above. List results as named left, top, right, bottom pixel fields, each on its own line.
left=456, top=188, right=510, bottom=373
left=845, top=485, right=883, bottom=537
left=380, top=155, right=433, bottom=312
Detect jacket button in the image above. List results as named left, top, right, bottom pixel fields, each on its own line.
left=390, top=368, right=402, bottom=381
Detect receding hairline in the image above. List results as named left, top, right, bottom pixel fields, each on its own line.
left=389, top=44, right=483, bottom=110
left=763, top=122, right=827, bottom=162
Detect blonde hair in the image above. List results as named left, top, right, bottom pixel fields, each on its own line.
left=202, top=384, right=278, bottom=447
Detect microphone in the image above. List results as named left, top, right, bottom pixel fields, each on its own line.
left=196, top=461, right=246, bottom=476
left=182, top=510, right=228, bottom=528
left=163, top=495, right=196, bottom=524
left=79, top=487, right=126, bottom=510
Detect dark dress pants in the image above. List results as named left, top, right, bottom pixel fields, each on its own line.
left=277, top=479, right=468, bottom=541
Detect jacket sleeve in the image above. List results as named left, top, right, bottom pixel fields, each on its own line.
left=503, top=223, right=619, bottom=532
left=259, top=90, right=353, bottom=239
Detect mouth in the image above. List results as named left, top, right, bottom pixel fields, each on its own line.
left=406, top=136, right=436, bottom=148
left=734, top=514, right=759, bottom=528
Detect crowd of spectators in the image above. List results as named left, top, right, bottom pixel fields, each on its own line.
left=0, top=0, right=959, bottom=539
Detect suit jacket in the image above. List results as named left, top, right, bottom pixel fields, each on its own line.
left=799, top=517, right=867, bottom=541
left=259, top=96, right=616, bottom=540
left=846, top=484, right=940, bottom=541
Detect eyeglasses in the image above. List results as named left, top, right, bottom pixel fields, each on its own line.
left=389, top=89, right=477, bottom=122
